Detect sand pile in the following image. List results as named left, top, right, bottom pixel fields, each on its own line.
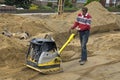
left=34, top=1, right=120, bottom=61
left=0, top=34, right=27, bottom=68
left=86, top=1, right=120, bottom=33
left=88, top=31, right=120, bottom=59
left=0, top=1, right=120, bottom=80
left=45, top=1, right=120, bottom=61
left=0, top=14, right=52, bottom=36
left=63, top=1, right=120, bottom=33
left=0, top=1, right=119, bottom=65
left=88, top=32, right=120, bottom=54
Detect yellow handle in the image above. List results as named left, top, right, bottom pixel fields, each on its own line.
left=58, top=33, right=75, bottom=54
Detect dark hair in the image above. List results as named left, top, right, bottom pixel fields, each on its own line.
left=82, top=7, right=88, bottom=12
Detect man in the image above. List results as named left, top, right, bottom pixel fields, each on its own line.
left=69, top=7, right=92, bottom=65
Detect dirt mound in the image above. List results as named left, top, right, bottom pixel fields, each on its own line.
left=0, top=14, right=51, bottom=36
left=64, top=1, right=120, bottom=33
left=86, top=1, right=120, bottom=33
left=88, top=31, right=120, bottom=59
left=0, top=34, right=27, bottom=68
left=0, top=1, right=120, bottom=80
left=44, top=1, right=120, bottom=61
left=0, top=2, right=119, bottom=64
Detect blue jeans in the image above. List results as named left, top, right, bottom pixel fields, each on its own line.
left=78, top=30, right=90, bottom=61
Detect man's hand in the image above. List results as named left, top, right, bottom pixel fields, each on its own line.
left=75, top=27, right=81, bottom=30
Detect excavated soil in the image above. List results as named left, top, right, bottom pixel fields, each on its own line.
left=0, top=1, right=120, bottom=80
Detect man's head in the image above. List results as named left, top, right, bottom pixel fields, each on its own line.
left=82, top=7, right=88, bottom=16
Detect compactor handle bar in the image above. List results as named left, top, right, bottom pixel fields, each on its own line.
left=58, top=33, right=75, bottom=54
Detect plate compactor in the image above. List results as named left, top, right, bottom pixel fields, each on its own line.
left=25, top=33, right=75, bottom=74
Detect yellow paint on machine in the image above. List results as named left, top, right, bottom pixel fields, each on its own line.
left=26, top=64, right=61, bottom=73
left=58, top=33, right=75, bottom=54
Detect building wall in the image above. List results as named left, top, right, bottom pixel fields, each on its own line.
left=116, top=0, right=120, bottom=5
left=36, top=0, right=57, bottom=2
left=48, top=0, right=57, bottom=2
left=76, top=0, right=86, bottom=3
left=33, top=0, right=58, bottom=8
left=105, top=0, right=118, bottom=7
left=0, top=5, right=16, bottom=13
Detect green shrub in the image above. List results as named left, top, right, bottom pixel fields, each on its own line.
left=41, top=6, right=52, bottom=10
left=64, top=7, right=78, bottom=11
left=47, top=2, right=53, bottom=7
left=107, top=6, right=120, bottom=12
left=85, top=0, right=100, bottom=5
left=64, top=0, right=73, bottom=8
left=29, top=4, right=38, bottom=10
left=117, top=5, right=120, bottom=8
left=69, top=3, right=73, bottom=8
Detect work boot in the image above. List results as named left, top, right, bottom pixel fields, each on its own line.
left=80, top=61, right=86, bottom=65
left=79, top=59, right=87, bottom=62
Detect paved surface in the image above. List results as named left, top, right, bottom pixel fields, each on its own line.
left=112, top=12, right=120, bottom=15
left=15, top=13, right=57, bottom=16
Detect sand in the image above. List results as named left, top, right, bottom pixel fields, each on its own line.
left=0, top=1, right=120, bottom=80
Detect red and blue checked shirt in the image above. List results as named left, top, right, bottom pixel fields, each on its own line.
left=71, top=13, right=92, bottom=31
